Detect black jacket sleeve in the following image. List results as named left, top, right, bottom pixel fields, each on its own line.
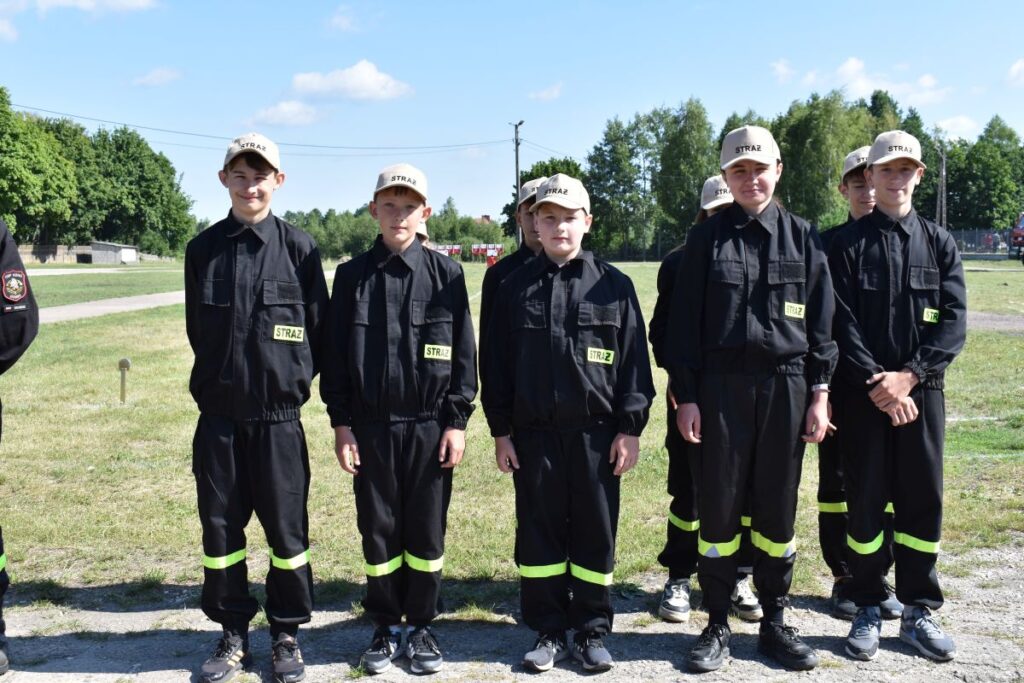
left=481, top=278, right=514, bottom=437
left=828, top=233, right=884, bottom=383
left=665, top=226, right=710, bottom=404
left=615, top=276, right=655, bottom=435
left=0, top=220, right=39, bottom=377
left=804, top=227, right=838, bottom=385
left=904, top=229, right=966, bottom=382
left=648, top=249, right=680, bottom=369
left=320, top=263, right=356, bottom=427
left=442, top=265, right=477, bottom=430
left=299, top=246, right=329, bottom=378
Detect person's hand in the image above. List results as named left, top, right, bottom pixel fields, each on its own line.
left=825, top=400, right=837, bottom=437
left=439, top=428, right=466, bottom=468
left=494, top=436, right=519, bottom=473
left=335, top=426, right=360, bottom=475
left=666, top=387, right=678, bottom=411
left=675, top=403, right=701, bottom=443
left=867, top=370, right=919, bottom=411
left=802, top=392, right=831, bottom=444
left=609, top=433, right=640, bottom=476
left=886, top=396, right=919, bottom=426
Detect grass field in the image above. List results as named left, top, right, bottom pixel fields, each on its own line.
left=2, top=260, right=1021, bottom=614
left=30, top=270, right=184, bottom=308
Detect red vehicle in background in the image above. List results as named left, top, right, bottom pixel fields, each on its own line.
left=1011, top=212, right=1024, bottom=264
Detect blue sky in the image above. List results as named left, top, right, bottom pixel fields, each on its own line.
left=2, top=0, right=1023, bottom=224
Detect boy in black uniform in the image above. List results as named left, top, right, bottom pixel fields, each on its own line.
left=483, top=173, right=655, bottom=673
left=667, top=126, right=837, bottom=673
left=320, top=163, right=477, bottom=676
left=185, top=133, right=328, bottom=683
left=830, top=131, right=966, bottom=663
left=0, top=219, right=39, bottom=676
left=818, top=148, right=902, bottom=622
left=651, top=176, right=760, bottom=625
left=478, top=176, right=546, bottom=355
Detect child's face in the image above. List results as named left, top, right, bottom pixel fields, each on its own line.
left=866, top=159, right=923, bottom=215
left=535, top=203, right=592, bottom=263
left=371, top=187, right=432, bottom=252
left=723, top=160, right=781, bottom=214
left=516, top=201, right=542, bottom=251
left=218, top=158, right=284, bottom=223
left=839, top=171, right=876, bottom=220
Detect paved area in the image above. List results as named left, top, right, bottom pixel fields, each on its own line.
left=39, top=291, right=184, bottom=324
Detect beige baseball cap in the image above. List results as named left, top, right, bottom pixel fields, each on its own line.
left=375, top=163, right=429, bottom=202
left=530, top=173, right=591, bottom=214
left=700, top=175, right=733, bottom=211
left=842, top=146, right=871, bottom=179
left=867, top=130, right=926, bottom=169
left=224, top=132, right=281, bottom=170
left=720, top=125, right=781, bottom=170
left=416, top=221, right=429, bottom=240
left=517, top=176, right=548, bottom=207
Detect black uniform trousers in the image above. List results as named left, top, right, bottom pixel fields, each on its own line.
left=514, top=423, right=619, bottom=635
left=193, top=414, right=313, bottom=632
left=843, top=387, right=944, bottom=609
left=817, top=386, right=895, bottom=580
left=695, top=373, right=806, bottom=612
left=0, top=525, right=7, bottom=630
left=353, top=419, right=450, bottom=628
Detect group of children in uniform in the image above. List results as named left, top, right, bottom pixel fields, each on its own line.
left=181, top=124, right=965, bottom=682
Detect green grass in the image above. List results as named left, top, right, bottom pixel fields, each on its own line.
left=1, top=259, right=1021, bottom=613
left=31, top=268, right=184, bottom=307
left=963, top=268, right=1024, bottom=315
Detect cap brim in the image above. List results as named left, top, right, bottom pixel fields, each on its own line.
left=375, top=182, right=427, bottom=202
left=702, top=197, right=732, bottom=211
left=868, top=153, right=926, bottom=170
left=225, top=149, right=279, bottom=170
left=530, top=196, right=588, bottom=213
left=721, top=152, right=778, bottom=171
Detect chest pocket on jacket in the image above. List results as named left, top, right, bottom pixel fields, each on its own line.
left=576, top=301, right=620, bottom=369
left=909, top=264, right=941, bottom=324
left=201, top=278, right=230, bottom=306
left=260, top=279, right=307, bottom=345
left=412, top=298, right=454, bottom=362
left=858, top=266, right=884, bottom=291
left=767, top=260, right=807, bottom=322
left=514, top=299, right=548, bottom=330
left=705, top=260, right=745, bottom=347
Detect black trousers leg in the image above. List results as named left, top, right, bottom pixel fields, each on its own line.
left=657, top=403, right=699, bottom=580
left=817, top=388, right=850, bottom=579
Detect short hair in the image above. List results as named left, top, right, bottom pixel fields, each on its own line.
left=841, top=167, right=868, bottom=186
left=226, top=151, right=277, bottom=174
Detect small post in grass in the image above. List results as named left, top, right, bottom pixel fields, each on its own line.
left=119, top=358, right=132, bottom=404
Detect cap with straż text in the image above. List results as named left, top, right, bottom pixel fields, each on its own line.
left=517, top=176, right=548, bottom=207
left=720, top=125, right=781, bottom=170
left=530, top=173, right=590, bottom=214
left=224, top=132, right=281, bottom=171
left=867, top=130, right=926, bottom=169
left=700, top=175, right=733, bottom=211
left=842, top=146, right=871, bottom=179
left=374, top=163, right=429, bottom=202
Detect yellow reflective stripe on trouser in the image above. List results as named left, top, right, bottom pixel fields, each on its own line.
left=894, top=532, right=940, bottom=554
left=570, top=563, right=614, bottom=586
left=740, top=516, right=751, bottom=527
left=270, top=549, right=310, bottom=570
left=203, top=548, right=246, bottom=570
left=751, top=530, right=796, bottom=558
left=884, top=502, right=894, bottom=514
left=847, top=531, right=884, bottom=555
left=669, top=511, right=700, bottom=532
left=819, top=501, right=848, bottom=513
left=698, top=533, right=741, bottom=558
left=365, top=554, right=403, bottom=577
left=404, top=551, right=444, bottom=573
left=520, top=561, right=567, bottom=579
left=0, top=552, right=6, bottom=572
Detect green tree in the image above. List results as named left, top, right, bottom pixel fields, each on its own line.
left=585, top=117, right=641, bottom=257
left=40, top=117, right=113, bottom=245
left=655, top=97, right=717, bottom=248
left=867, top=90, right=902, bottom=132
left=499, top=157, right=584, bottom=235
left=955, top=140, right=1018, bottom=229
left=718, top=109, right=770, bottom=148
left=900, top=109, right=939, bottom=220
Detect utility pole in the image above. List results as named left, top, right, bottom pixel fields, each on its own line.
left=511, top=120, right=524, bottom=246
left=934, top=140, right=947, bottom=228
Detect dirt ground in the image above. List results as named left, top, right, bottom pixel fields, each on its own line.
left=3, top=541, right=1022, bottom=682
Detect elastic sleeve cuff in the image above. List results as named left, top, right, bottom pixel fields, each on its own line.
left=444, top=418, right=468, bottom=431
left=904, top=361, right=927, bottom=384
left=617, top=412, right=648, bottom=437
left=487, top=416, right=512, bottom=438
left=327, top=408, right=353, bottom=429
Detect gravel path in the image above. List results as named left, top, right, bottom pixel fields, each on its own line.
left=3, top=542, right=1021, bottom=682
left=38, top=291, right=184, bottom=324
left=967, top=311, right=1024, bottom=333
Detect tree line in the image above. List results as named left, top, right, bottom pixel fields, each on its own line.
left=502, top=90, right=1024, bottom=259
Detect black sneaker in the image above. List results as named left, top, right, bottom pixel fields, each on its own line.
left=406, top=626, right=443, bottom=675
left=880, top=579, right=903, bottom=620
left=571, top=631, right=613, bottom=672
left=360, top=626, right=402, bottom=675
left=830, top=577, right=857, bottom=620
left=271, top=633, right=306, bottom=683
left=199, top=631, right=251, bottom=683
left=523, top=630, right=569, bottom=672
left=687, top=623, right=730, bottom=673
left=758, top=622, right=818, bottom=671
left=0, top=631, right=8, bottom=675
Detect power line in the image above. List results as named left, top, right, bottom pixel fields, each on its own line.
left=12, top=103, right=511, bottom=151
left=147, top=139, right=502, bottom=159
left=520, top=138, right=581, bottom=160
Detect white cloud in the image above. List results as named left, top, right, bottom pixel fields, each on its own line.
left=936, top=115, right=980, bottom=140
left=1009, top=59, right=1024, bottom=87
left=329, top=4, right=355, bottom=31
left=771, top=59, right=794, bottom=84
left=251, top=100, right=318, bottom=127
left=834, top=56, right=951, bottom=106
left=132, top=66, right=180, bottom=87
left=801, top=70, right=818, bottom=86
left=0, top=18, right=16, bottom=40
left=293, top=60, right=412, bottom=100
left=528, top=82, right=562, bottom=101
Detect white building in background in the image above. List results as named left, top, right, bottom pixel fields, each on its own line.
left=91, top=241, right=138, bottom=264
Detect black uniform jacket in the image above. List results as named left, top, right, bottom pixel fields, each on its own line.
left=665, top=202, right=837, bottom=405
left=0, top=219, right=39, bottom=378
left=320, top=235, right=477, bottom=430
left=648, top=246, right=684, bottom=370
left=482, top=249, right=655, bottom=438
left=827, top=207, right=966, bottom=390
left=818, top=215, right=854, bottom=253
left=479, top=243, right=534, bottom=357
left=185, top=211, right=329, bottom=422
